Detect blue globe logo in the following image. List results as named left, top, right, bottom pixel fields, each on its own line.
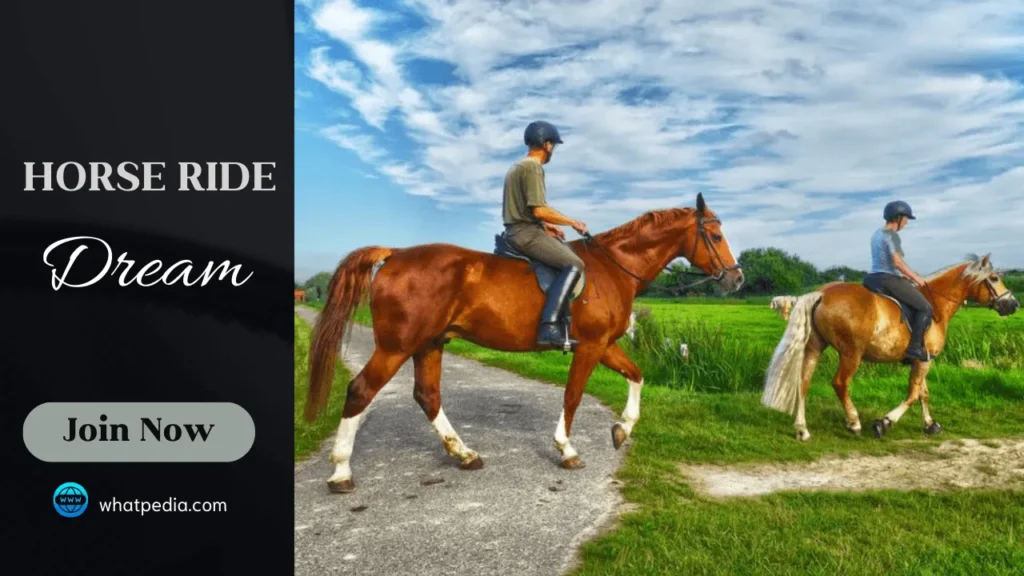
left=53, top=482, right=88, bottom=518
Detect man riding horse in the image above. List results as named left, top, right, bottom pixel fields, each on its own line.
left=501, top=120, right=589, bottom=349
left=862, top=200, right=933, bottom=362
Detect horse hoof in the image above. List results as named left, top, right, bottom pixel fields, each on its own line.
left=872, top=417, right=892, bottom=439
left=925, top=422, right=943, bottom=435
left=611, top=423, right=628, bottom=450
left=460, top=456, right=484, bottom=470
left=846, top=425, right=862, bottom=436
left=327, top=479, right=356, bottom=494
left=561, top=456, right=586, bottom=470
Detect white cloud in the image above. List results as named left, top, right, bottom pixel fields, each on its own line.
left=300, top=0, right=1024, bottom=271
left=319, top=124, right=388, bottom=164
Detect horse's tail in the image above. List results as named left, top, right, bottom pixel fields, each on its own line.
left=304, top=246, right=393, bottom=422
left=761, top=291, right=824, bottom=414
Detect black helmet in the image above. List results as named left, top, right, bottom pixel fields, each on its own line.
left=524, top=121, right=563, bottom=149
left=883, top=200, right=915, bottom=221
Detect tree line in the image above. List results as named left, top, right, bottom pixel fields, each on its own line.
left=296, top=247, right=1024, bottom=301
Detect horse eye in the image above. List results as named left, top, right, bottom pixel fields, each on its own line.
left=711, top=234, right=723, bottom=242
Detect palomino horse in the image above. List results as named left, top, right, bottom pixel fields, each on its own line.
left=769, top=295, right=797, bottom=320
left=305, top=194, right=745, bottom=493
left=762, top=254, right=1018, bottom=441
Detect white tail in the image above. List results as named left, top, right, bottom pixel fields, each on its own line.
left=761, top=292, right=824, bottom=414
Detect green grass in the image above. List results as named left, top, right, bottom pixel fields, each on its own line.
left=573, top=490, right=1024, bottom=575
left=294, top=298, right=1024, bottom=574
left=293, top=313, right=351, bottom=461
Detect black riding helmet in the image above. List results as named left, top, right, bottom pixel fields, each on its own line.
left=524, top=121, right=563, bottom=149
left=883, top=200, right=915, bottom=222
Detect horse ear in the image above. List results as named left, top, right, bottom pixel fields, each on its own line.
left=696, top=192, right=707, bottom=216
left=981, top=253, right=991, bottom=268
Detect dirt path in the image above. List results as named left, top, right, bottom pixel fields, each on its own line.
left=679, top=439, right=1024, bottom=498
left=294, top=307, right=628, bottom=576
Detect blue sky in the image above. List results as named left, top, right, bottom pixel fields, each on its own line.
left=295, top=0, right=1024, bottom=282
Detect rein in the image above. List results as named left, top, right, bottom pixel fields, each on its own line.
left=579, top=214, right=739, bottom=295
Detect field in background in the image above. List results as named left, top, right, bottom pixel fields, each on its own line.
left=627, top=297, right=1024, bottom=393
left=295, top=297, right=1024, bottom=574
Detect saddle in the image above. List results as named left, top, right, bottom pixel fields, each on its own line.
left=861, top=277, right=912, bottom=330
left=493, top=232, right=585, bottom=300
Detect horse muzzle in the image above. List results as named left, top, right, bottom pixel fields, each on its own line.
left=717, top=268, right=745, bottom=293
left=994, top=294, right=1020, bottom=316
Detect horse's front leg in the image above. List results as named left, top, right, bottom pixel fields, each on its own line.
left=554, top=342, right=606, bottom=469
left=599, top=343, right=644, bottom=449
left=874, top=360, right=930, bottom=438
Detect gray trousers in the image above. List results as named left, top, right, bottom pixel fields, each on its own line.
left=504, top=223, right=584, bottom=271
left=864, top=272, right=933, bottom=316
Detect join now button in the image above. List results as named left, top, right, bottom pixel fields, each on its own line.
left=23, top=403, right=255, bottom=462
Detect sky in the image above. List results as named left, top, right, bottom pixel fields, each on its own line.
left=294, top=0, right=1024, bottom=283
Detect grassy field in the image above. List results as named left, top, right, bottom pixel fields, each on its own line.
left=295, top=297, right=1024, bottom=574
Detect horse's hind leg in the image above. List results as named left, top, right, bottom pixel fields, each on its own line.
left=412, top=342, right=483, bottom=470
left=795, top=335, right=824, bottom=441
left=600, top=343, right=644, bottom=449
left=831, top=352, right=864, bottom=436
left=327, top=348, right=408, bottom=494
left=874, top=360, right=929, bottom=438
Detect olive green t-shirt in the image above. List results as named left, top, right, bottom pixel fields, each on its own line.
left=502, top=157, right=547, bottom=225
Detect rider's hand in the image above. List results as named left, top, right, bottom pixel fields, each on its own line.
left=546, top=224, right=565, bottom=240
left=912, top=275, right=926, bottom=287
left=571, top=220, right=589, bottom=236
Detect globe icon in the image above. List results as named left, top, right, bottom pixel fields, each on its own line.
left=53, top=482, right=88, bottom=517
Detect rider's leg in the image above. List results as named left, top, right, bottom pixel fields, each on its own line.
left=880, top=274, right=933, bottom=361
left=862, top=272, right=885, bottom=293
left=505, top=224, right=584, bottom=347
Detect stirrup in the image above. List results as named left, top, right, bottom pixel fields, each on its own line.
left=536, top=321, right=576, bottom=353
left=559, top=322, right=575, bottom=354
left=901, top=346, right=932, bottom=364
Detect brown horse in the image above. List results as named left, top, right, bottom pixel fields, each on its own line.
left=762, top=254, right=1019, bottom=441
left=304, top=193, right=745, bottom=493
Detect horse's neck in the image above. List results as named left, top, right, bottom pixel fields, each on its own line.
left=596, top=212, right=693, bottom=292
left=926, top=269, right=969, bottom=324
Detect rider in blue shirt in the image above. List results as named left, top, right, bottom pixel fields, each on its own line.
left=862, top=201, right=933, bottom=362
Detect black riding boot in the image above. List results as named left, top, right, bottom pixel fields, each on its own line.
left=536, top=265, right=582, bottom=349
left=904, top=310, right=932, bottom=362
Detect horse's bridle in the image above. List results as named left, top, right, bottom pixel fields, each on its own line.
left=675, top=214, right=742, bottom=290
left=978, top=274, right=1015, bottom=309
left=581, top=213, right=740, bottom=293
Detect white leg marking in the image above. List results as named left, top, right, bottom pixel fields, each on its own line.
left=848, top=410, right=862, bottom=433
left=885, top=402, right=911, bottom=424
left=620, top=378, right=643, bottom=436
left=554, top=409, right=578, bottom=460
left=794, top=391, right=810, bottom=441
left=328, top=414, right=362, bottom=483
left=431, top=407, right=478, bottom=463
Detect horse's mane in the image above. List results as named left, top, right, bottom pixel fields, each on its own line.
left=596, top=207, right=693, bottom=244
left=925, top=253, right=994, bottom=285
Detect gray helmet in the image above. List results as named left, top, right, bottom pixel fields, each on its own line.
left=883, top=200, right=915, bottom=221
left=524, top=121, right=563, bottom=149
